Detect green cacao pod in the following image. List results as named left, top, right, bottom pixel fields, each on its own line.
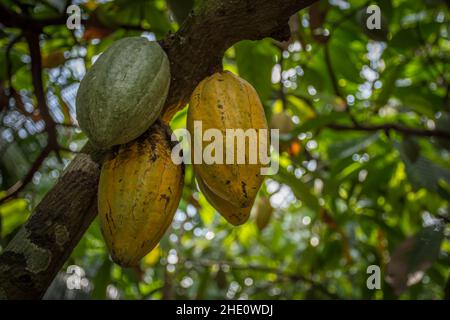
left=76, top=37, right=170, bottom=149
left=98, top=121, right=184, bottom=267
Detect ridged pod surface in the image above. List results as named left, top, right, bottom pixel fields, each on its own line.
left=98, top=121, right=184, bottom=266
left=196, top=175, right=252, bottom=226
left=76, top=37, right=170, bottom=149
left=187, top=71, right=268, bottom=211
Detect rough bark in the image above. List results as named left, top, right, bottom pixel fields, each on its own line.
left=0, top=146, right=104, bottom=299
left=161, top=0, right=317, bottom=120
left=0, top=0, right=317, bottom=299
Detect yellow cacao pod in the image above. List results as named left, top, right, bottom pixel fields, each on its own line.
left=253, top=196, right=273, bottom=231
left=196, top=175, right=252, bottom=226
left=187, top=71, right=268, bottom=211
left=98, top=121, right=184, bottom=267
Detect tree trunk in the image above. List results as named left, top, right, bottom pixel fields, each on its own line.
left=0, top=147, right=103, bottom=299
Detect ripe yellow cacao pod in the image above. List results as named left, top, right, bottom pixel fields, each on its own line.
left=253, top=196, right=273, bottom=231
left=98, top=121, right=184, bottom=267
left=187, top=71, right=268, bottom=210
left=196, top=175, right=252, bottom=226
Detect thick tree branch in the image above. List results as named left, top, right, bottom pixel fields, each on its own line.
left=0, top=146, right=103, bottom=300
left=160, top=0, right=317, bottom=121
left=0, top=3, right=66, bottom=29
left=0, top=0, right=318, bottom=299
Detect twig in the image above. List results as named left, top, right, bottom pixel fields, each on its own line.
left=117, top=23, right=153, bottom=32
left=5, top=34, right=22, bottom=90
left=324, top=43, right=340, bottom=97
left=278, top=47, right=287, bottom=110
left=436, top=214, right=450, bottom=224
left=0, top=145, right=53, bottom=204
left=187, top=259, right=340, bottom=299
left=330, top=1, right=370, bottom=33
left=0, top=2, right=67, bottom=29
left=25, top=30, right=58, bottom=147
left=324, top=43, right=359, bottom=126
left=56, top=122, right=79, bottom=129
left=59, top=146, right=80, bottom=154
left=326, top=123, right=450, bottom=139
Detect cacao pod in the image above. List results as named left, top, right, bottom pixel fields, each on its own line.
left=253, top=196, right=273, bottom=231
left=196, top=175, right=252, bottom=226
left=187, top=71, right=268, bottom=210
left=76, top=37, right=170, bottom=149
left=270, top=111, right=295, bottom=135
left=215, top=268, right=228, bottom=290
left=98, top=121, right=184, bottom=267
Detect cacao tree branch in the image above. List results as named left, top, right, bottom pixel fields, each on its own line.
left=0, top=0, right=318, bottom=299
left=326, top=123, right=450, bottom=139
left=160, top=0, right=318, bottom=120
left=0, top=2, right=67, bottom=29
left=188, top=259, right=341, bottom=299
left=0, top=145, right=104, bottom=299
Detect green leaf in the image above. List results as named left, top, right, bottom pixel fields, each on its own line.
left=167, top=0, right=195, bottom=24
left=402, top=155, right=450, bottom=194
left=235, top=39, right=276, bottom=102
left=387, top=224, right=444, bottom=294
left=0, top=47, right=24, bottom=82
left=0, top=198, right=29, bottom=238
left=91, top=257, right=112, bottom=299
left=276, top=167, right=319, bottom=212
left=376, top=63, right=404, bottom=107
left=397, top=141, right=450, bottom=195
left=329, top=39, right=362, bottom=83
left=390, top=28, right=421, bottom=50
left=401, top=137, right=420, bottom=163
left=292, top=112, right=347, bottom=134
left=327, top=133, right=379, bottom=159
left=287, top=95, right=316, bottom=121
left=394, top=87, right=440, bottom=117
left=0, top=142, right=30, bottom=188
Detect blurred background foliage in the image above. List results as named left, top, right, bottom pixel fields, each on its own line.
left=0, top=0, right=449, bottom=299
